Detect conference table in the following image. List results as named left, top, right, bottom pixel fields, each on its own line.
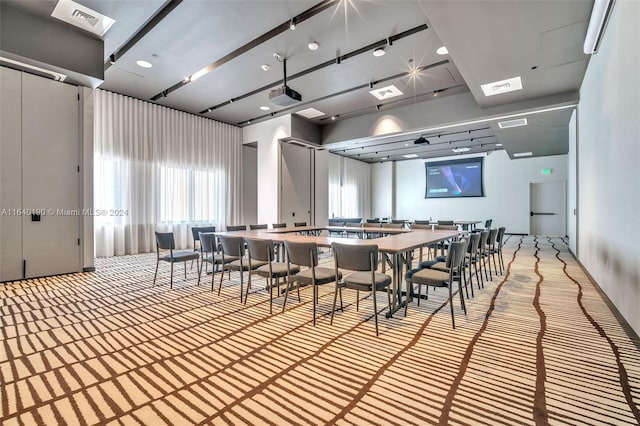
left=215, top=225, right=463, bottom=317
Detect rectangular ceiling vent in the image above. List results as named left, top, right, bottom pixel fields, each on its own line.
left=296, top=108, right=325, bottom=119
left=498, top=118, right=528, bottom=129
left=51, top=0, right=116, bottom=36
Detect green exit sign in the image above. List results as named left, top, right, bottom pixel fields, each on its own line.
left=541, top=168, right=552, bottom=175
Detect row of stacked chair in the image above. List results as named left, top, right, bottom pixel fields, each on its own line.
left=404, top=226, right=506, bottom=328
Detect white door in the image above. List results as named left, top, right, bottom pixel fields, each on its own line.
left=530, top=181, right=566, bottom=236
left=280, top=142, right=311, bottom=226
left=21, top=73, right=80, bottom=278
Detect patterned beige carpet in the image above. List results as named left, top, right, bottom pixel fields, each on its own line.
left=1, top=236, right=639, bottom=425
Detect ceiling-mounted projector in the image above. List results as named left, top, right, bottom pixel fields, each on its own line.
left=269, top=86, right=301, bottom=106
left=270, top=56, right=301, bottom=106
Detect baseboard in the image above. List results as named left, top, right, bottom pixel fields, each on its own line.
left=83, top=267, right=96, bottom=273
left=505, top=232, right=527, bottom=236
left=577, top=259, right=640, bottom=348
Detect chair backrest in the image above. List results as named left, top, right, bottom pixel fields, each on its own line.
left=391, top=219, right=406, bottom=225
left=219, top=235, right=245, bottom=257
left=250, top=224, right=268, bottom=230
left=382, top=223, right=403, bottom=229
left=410, top=224, right=431, bottom=230
left=199, top=232, right=216, bottom=254
left=366, top=218, right=380, bottom=224
left=155, top=232, right=175, bottom=250
left=434, top=224, right=457, bottom=230
left=226, top=225, right=247, bottom=231
left=488, top=228, right=498, bottom=245
left=496, top=227, right=506, bottom=245
left=294, top=221, right=307, bottom=227
left=272, top=222, right=287, bottom=229
left=479, top=230, right=490, bottom=250
left=191, top=226, right=216, bottom=243
left=484, top=219, right=493, bottom=228
left=446, top=239, right=467, bottom=269
left=284, top=240, right=318, bottom=267
left=467, top=232, right=481, bottom=254
left=437, top=220, right=454, bottom=225
left=345, top=222, right=362, bottom=228
left=246, top=238, right=274, bottom=262
left=328, top=219, right=345, bottom=227
left=414, top=220, right=431, bottom=225
left=332, top=243, right=378, bottom=272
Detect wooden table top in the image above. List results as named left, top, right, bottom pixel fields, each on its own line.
left=215, top=228, right=462, bottom=254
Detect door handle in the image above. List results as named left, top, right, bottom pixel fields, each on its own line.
left=530, top=211, right=556, bottom=216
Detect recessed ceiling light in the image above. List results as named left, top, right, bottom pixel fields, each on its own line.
left=513, top=151, right=533, bottom=157
left=296, top=107, right=324, bottom=118
left=260, top=106, right=270, bottom=111
left=308, top=42, right=319, bottom=51
left=51, top=0, right=115, bottom=36
left=436, top=46, right=448, bottom=55
left=136, top=60, right=152, bottom=68
left=372, top=47, right=386, bottom=57
left=403, top=154, right=419, bottom=158
left=381, top=157, right=388, bottom=160
left=498, top=118, right=528, bottom=129
left=481, top=76, right=523, bottom=97
left=452, top=147, right=471, bottom=153
left=331, top=116, right=337, bottom=121
left=261, top=64, right=270, bottom=71
left=496, top=143, right=503, bottom=147
left=369, top=84, right=403, bottom=100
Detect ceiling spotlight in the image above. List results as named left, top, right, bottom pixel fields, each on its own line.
left=289, top=18, right=297, bottom=30
left=207, top=108, right=212, bottom=112
left=260, top=106, right=270, bottom=111
left=109, top=54, right=116, bottom=65
left=331, top=115, right=337, bottom=121
left=382, top=157, right=388, bottom=160
left=436, top=46, right=449, bottom=55
left=136, top=60, right=152, bottom=68
left=373, top=47, right=386, bottom=57
left=414, top=136, right=430, bottom=145
left=247, top=120, right=251, bottom=124
left=261, top=64, right=270, bottom=71
left=308, top=41, right=319, bottom=51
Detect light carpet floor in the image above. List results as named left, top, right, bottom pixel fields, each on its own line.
left=1, top=236, right=639, bottom=425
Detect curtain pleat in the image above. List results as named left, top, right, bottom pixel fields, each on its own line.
left=327, top=153, right=371, bottom=219
left=94, top=90, right=242, bottom=257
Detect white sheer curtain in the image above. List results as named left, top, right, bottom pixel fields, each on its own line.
left=327, top=153, right=371, bottom=219
left=94, top=90, right=242, bottom=257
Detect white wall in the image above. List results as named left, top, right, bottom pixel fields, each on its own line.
left=242, top=115, right=291, bottom=225
left=390, top=150, right=568, bottom=234
left=577, top=0, right=640, bottom=334
left=241, top=146, right=257, bottom=225
left=567, top=110, right=577, bottom=255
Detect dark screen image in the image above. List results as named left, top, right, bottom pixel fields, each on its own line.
left=425, top=158, right=484, bottom=198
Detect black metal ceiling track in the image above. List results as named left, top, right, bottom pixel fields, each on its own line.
left=336, top=129, right=493, bottom=154
left=236, top=60, right=452, bottom=126
left=199, top=24, right=429, bottom=114
left=105, top=0, right=183, bottom=71
left=340, top=136, right=499, bottom=159
left=151, top=0, right=339, bottom=102
left=345, top=142, right=502, bottom=163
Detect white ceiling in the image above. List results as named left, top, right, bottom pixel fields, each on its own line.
left=5, top=0, right=595, bottom=162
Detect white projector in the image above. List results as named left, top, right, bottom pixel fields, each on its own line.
left=269, top=86, right=302, bottom=106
